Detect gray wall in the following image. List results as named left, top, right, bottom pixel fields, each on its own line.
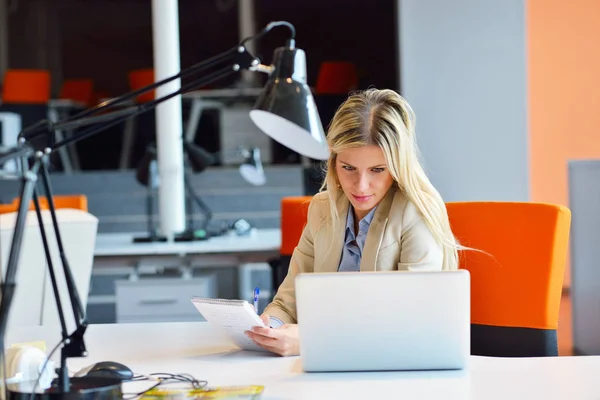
left=398, top=0, right=529, bottom=201
left=568, top=160, right=600, bottom=355
left=0, top=166, right=305, bottom=233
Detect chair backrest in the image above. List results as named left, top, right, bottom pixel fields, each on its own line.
left=0, top=209, right=98, bottom=329
left=446, top=201, right=571, bottom=357
left=315, top=61, right=358, bottom=95
left=281, top=196, right=312, bottom=256
left=1, top=69, right=51, bottom=104
left=0, top=195, right=89, bottom=214
left=59, top=78, right=94, bottom=106
left=271, top=196, right=313, bottom=291
left=128, top=69, right=155, bottom=103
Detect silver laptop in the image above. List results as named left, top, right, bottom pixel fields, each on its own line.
left=295, top=270, right=470, bottom=372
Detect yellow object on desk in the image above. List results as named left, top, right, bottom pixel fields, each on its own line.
left=140, top=385, right=264, bottom=399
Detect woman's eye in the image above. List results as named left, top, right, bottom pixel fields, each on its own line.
left=343, top=166, right=354, bottom=171
left=372, top=168, right=384, bottom=173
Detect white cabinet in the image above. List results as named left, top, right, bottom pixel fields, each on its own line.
left=115, top=275, right=216, bottom=323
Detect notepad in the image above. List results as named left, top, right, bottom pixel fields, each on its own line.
left=191, top=297, right=267, bottom=352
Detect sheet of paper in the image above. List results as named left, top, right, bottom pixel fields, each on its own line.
left=191, top=297, right=267, bottom=352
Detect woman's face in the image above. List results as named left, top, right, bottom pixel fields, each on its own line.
left=335, top=145, right=394, bottom=220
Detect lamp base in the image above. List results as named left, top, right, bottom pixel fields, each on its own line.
left=7, top=376, right=122, bottom=400
left=133, top=228, right=226, bottom=243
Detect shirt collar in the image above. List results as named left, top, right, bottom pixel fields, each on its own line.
left=345, top=205, right=377, bottom=238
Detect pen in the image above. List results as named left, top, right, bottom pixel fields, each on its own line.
left=253, top=287, right=260, bottom=313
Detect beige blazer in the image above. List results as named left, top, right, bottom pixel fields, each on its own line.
left=264, top=187, right=443, bottom=325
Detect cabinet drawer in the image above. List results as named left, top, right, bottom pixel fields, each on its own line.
left=115, top=275, right=216, bottom=321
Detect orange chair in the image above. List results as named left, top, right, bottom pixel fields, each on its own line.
left=59, top=79, right=94, bottom=107
left=128, top=69, right=155, bottom=103
left=0, top=195, right=88, bottom=214
left=315, top=61, right=358, bottom=94
left=1, top=69, right=51, bottom=104
left=447, top=201, right=571, bottom=357
left=0, top=69, right=51, bottom=137
left=271, top=196, right=312, bottom=291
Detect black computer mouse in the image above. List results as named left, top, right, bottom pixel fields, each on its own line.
left=76, top=361, right=134, bottom=381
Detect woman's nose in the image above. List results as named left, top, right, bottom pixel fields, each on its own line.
left=355, top=174, right=369, bottom=191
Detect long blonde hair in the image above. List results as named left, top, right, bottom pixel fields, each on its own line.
left=319, top=88, right=460, bottom=271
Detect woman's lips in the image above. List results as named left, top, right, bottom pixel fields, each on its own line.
left=352, top=194, right=373, bottom=203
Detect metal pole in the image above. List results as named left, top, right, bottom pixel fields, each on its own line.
left=238, top=0, right=258, bottom=87
left=151, top=0, right=186, bottom=240
left=0, top=0, right=9, bottom=79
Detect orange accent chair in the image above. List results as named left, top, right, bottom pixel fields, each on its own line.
left=315, top=61, right=358, bottom=95
left=59, top=79, right=95, bottom=107
left=0, top=70, right=51, bottom=139
left=0, top=195, right=88, bottom=214
left=271, top=196, right=312, bottom=291
left=128, top=69, right=155, bottom=103
left=1, top=69, right=51, bottom=104
left=272, top=197, right=571, bottom=357
left=447, top=201, right=571, bottom=357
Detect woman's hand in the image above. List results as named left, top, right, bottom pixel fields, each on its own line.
left=245, top=314, right=300, bottom=356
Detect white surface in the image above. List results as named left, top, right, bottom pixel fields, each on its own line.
left=191, top=297, right=267, bottom=352
left=5, top=345, right=54, bottom=390
left=94, top=228, right=281, bottom=257
left=0, top=209, right=97, bottom=328
left=249, top=110, right=329, bottom=161
left=5, top=321, right=599, bottom=399
left=116, top=276, right=216, bottom=323
left=296, top=271, right=471, bottom=372
left=0, top=111, right=21, bottom=171
left=239, top=164, right=266, bottom=186
left=151, top=0, right=186, bottom=239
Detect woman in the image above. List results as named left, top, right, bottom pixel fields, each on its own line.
left=246, top=88, right=461, bottom=356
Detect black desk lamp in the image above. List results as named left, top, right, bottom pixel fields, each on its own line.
left=238, top=147, right=266, bottom=186
left=133, top=141, right=260, bottom=243
left=0, top=20, right=327, bottom=400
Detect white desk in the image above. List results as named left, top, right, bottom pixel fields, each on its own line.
left=91, top=229, right=281, bottom=322
left=93, top=228, right=281, bottom=271
left=6, top=321, right=599, bottom=399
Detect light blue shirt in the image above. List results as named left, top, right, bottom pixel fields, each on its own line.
left=269, top=206, right=377, bottom=328
left=338, top=205, right=377, bottom=272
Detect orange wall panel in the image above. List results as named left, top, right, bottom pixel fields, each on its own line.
left=528, top=0, right=600, bottom=288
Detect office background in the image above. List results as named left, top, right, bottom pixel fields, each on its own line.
left=1, top=0, right=599, bottom=357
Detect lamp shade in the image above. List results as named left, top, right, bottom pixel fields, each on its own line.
left=250, top=46, right=329, bottom=161
left=183, top=142, right=214, bottom=173
left=135, top=145, right=158, bottom=187
left=239, top=148, right=266, bottom=186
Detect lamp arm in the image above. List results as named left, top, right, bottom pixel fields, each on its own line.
left=38, top=156, right=87, bottom=326
left=0, top=150, right=39, bottom=400
left=0, top=19, right=299, bottom=396
left=18, top=46, right=256, bottom=152
left=48, top=56, right=253, bottom=151
left=0, top=45, right=257, bottom=396
left=18, top=19, right=296, bottom=143
left=184, top=173, right=213, bottom=231
left=17, top=46, right=238, bottom=142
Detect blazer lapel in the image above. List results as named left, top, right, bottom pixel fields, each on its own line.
left=318, top=191, right=349, bottom=273
left=360, top=188, right=396, bottom=272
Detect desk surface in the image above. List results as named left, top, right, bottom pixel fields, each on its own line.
left=94, top=228, right=281, bottom=257
left=6, top=321, right=599, bottom=399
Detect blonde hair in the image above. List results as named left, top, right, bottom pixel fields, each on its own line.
left=319, top=88, right=460, bottom=271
